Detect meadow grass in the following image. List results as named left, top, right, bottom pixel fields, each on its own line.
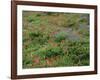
left=22, top=11, right=90, bottom=68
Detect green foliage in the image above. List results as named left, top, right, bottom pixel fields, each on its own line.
left=68, top=45, right=89, bottom=55
left=23, top=50, right=33, bottom=68
left=67, top=40, right=89, bottom=65
left=45, top=46, right=64, bottom=58
left=78, top=28, right=89, bottom=37
left=29, top=30, right=50, bottom=45
left=54, top=31, right=68, bottom=42
left=46, top=12, right=54, bottom=15
left=32, top=44, right=64, bottom=59
left=27, top=16, right=34, bottom=22
left=23, top=37, right=28, bottom=42
left=36, top=14, right=41, bottom=17
left=27, top=15, right=42, bottom=26
left=29, top=31, right=40, bottom=38
left=79, top=14, right=89, bottom=25
left=31, top=17, right=41, bottom=25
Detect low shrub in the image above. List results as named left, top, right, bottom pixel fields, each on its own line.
left=27, top=16, right=34, bottom=22
left=45, top=46, right=64, bottom=58
left=29, top=31, right=40, bottom=38
left=32, top=44, right=64, bottom=59
left=78, top=29, right=89, bottom=37
left=54, top=31, right=68, bottom=42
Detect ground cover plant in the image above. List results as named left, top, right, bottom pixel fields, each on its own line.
left=22, top=11, right=90, bottom=68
